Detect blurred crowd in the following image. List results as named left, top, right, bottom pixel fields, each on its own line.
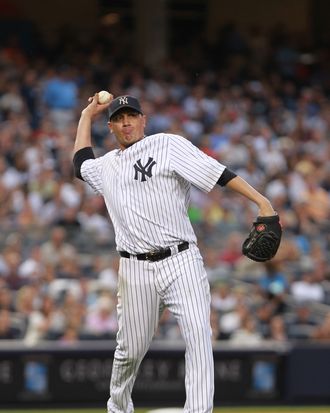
left=0, top=22, right=330, bottom=346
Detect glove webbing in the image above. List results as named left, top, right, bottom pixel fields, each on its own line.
left=245, top=231, right=280, bottom=262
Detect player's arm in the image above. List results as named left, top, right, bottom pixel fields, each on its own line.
left=74, top=93, right=111, bottom=153
left=73, top=93, right=112, bottom=180
left=217, top=172, right=275, bottom=217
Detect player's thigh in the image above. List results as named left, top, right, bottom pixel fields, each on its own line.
left=117, top=258, right=160, bottom=356
left=162, top=250, right=211, bottom=334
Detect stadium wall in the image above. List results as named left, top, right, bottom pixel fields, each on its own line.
left=0, top=341, right=329, bottom=407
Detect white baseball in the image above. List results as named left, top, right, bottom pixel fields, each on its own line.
left=97, top=90, right=112, bottom=104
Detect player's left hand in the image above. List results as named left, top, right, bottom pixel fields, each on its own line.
left=242, top=214, right=282, bottom=262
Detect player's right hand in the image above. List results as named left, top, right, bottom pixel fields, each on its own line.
left=82, top=93, right=112, bottom=118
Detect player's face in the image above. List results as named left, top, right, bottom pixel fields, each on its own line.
left=109, top=109, right=146, bottom=150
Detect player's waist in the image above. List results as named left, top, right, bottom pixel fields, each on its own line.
left=118, top=241, right=189, bottom=262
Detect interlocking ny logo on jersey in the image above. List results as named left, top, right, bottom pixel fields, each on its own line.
left=119, top=97, right=128, bottom=105
left=133, top=157, right=156, bottom=182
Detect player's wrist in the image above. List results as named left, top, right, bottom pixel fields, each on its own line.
left=257, top=197, right=276, bottom=216
left=81, top=108, right=94, bottom=118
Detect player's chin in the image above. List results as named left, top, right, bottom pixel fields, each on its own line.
left=122, top=136, right=143, bottom=148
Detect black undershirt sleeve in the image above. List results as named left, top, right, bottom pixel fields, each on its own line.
left=73, top=147, right=95, bottom=181
left=217, top=168, right=237, bottom=187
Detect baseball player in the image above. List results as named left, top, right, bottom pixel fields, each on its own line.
left=73, top=94, right=276, bottom=413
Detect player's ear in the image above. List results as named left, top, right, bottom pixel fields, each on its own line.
left=107, top=121, right=113, bottom=133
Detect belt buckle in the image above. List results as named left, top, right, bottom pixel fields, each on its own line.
left=147, top=250, right=160, bottom=261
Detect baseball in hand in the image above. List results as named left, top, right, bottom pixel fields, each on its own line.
left=97, top=90, right=112, bottom=104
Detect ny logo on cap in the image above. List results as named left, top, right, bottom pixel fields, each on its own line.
left=133, top=157, right=156, bottom=182
left=119, top=97, right=128, bottom=105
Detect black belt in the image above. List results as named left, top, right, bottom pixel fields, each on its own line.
left=119, top=242, right=189, bottom=262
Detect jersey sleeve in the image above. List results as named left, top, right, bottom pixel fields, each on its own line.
left=80, top=157, right=104, bottom=195
left=169, top=134, right=226, bottom=192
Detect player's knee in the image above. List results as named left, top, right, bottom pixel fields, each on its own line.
left=115, top=343, right=149, bottom=363
left=184, top=321, right=212, bottom=341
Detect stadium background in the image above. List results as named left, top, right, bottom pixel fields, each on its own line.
left=0, top=0, right=330, bottom=409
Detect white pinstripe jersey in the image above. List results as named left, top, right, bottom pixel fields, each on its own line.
left=81, top=133, right=226, bottom=253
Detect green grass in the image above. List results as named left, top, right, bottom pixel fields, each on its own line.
left=3, top=407, right=330, bottom=413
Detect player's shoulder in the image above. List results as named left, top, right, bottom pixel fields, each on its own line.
left=144, top=132, right=188, bottom=146
left=98, top=148, right=119, bottom=160
left=141, top=132, right=168, bottom=148
left=85, top=149, right=118, bottom=168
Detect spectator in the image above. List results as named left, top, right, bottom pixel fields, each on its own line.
left=211, top=281, right=237, bottom=313
left=230, top=315, right=263, bottom=345
left=0, top=286, right=15, bottom=311
left=56, top=206, right=81, bottom=232
left=218, top=231, right=244, bottom=266
left=219, top=302, right=250, bottom=339
left=0, top=309, right=22, bottom=339
left=286, top=303, right=319, bottom=340
left=311, top=312, right=330, bottom=340
left=259, top=262, right=289, bottom=299
left=83, top=294, right=117, bottom=339
left=61, top=292, right=86, bottom=338
left=268, top=315, right=288, bottom=341
left=40, top=226, right=77, bottom=267
left=42, top=65, right=78, bottom=131
left=291, top=270, right=325, bottom=303
left=1, top=250, right=23, bottom=290
left=255, top=301, right=275, bottom=338
left=288, top=303, right=320, bottom=327
left=299, top=174, right=330, bottom=224
left=23, top=295, right=64, bottom=345
left=17, top=246, right=43, bottom=281
left=155, top=308, right=182, bottom=341
left=59, top=324, right=80, bottom=344
left=95, top=255, right=119, bottom=293
left=77, top=196, right=114, bottom=246
left=210, top=308, right=229, bottom=342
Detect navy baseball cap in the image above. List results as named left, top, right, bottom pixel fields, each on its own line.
left=108, top=95, right=143, bottom=120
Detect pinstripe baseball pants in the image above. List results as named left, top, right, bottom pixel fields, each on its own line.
left=107, top=244, right=214, bottom=413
